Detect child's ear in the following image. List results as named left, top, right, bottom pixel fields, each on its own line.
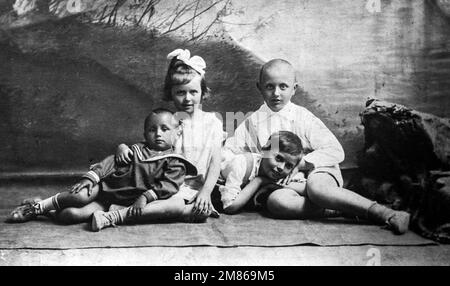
left=256, top=82, right=261, bottom=91
left=291, top=82, right=298, bottom=96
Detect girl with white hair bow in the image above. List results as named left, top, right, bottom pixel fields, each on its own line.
left=115, top=49, right=226, bottom=223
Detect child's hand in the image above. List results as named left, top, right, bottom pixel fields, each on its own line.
left=128, top=195, right=147, bottom=217
left=69, top=178, right=95, bottom=196
left=193, top=192, right=218, bottom=217
left=115, top=144, right=133, bottom=165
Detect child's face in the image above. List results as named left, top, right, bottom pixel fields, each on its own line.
left=259, top=148, right=300, bottom=181
left=257, top=64, right=297, bottom=112
left=144, top=113, right=180, bottom=151
left=171, top=75, right=202, bottom=115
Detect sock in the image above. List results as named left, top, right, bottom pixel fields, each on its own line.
left=36, top=193, right=60, bottom=214
left=104, top=208, right=129, bottom=225
left=367, top=202, right=410, bottom=234
left=367, top=202, right=390, bottom=223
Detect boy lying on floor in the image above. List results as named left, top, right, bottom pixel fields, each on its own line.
left=6, top=108, right=206, bottom=231
left=214, top=131, right=307, bottom=214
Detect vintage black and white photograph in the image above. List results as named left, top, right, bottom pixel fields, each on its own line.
left=1, top=0, right=450, bottom=267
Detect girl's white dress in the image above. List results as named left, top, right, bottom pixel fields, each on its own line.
left=172, top=110, right=226, bottom=201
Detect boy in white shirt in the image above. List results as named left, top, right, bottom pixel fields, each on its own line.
left=223, top=59, right=410, bottom=234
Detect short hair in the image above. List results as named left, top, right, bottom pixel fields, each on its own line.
left=259, top=58, right=296, bottom=83
left=144, top=107, right=177, bottom=129
left=152, top=107, right=174, bottom=115
left=261, top=131, right=304, bottom=156
left=163, top=58, right=210, bottom=101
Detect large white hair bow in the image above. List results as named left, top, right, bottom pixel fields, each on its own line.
left=167, top=49, right=206, bottom=76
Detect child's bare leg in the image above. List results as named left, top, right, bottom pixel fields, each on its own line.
left=55, top=200, right=108, bottom=224
left=306, top=172, right=410, bottom=234
left=56, top=185, right=102, bottom=209
left=306, top=173, right=373, bottom=216
left=179, top=203, right=210, bottom=222
left=133, top=197, right=208, bottom=223
left=222, top=177, right=267, bottom=215
left=266, top=188, right=325, bottom=219
left=136, top=197, right=186, bottom=222
left=91, top=197, right=207, bottom=231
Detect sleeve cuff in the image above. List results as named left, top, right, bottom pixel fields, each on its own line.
left=218, top=185, right=240, bottom=209
left=83, top=171, right=100, bottom=184
left=143, top=189, right=158, bottom=202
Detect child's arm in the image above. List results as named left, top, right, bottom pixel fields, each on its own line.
left=192, top=115, right=225, bottom=217
left=84, top=155, right=119, bottom=181
left=223, top=177, right=267, bottom=214
left=303, top=115, right=345, bottom=167
left=193, top=142, right=221, bottom=216
left=71, top=155, right=120, bottom=196
left=115, top=144, right=134, bottom=165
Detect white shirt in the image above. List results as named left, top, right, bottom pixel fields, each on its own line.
left=219, top=153, right=262, bottom=209
left=224, top=101, right=345, bottom=168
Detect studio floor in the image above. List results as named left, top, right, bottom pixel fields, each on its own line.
left=1, top=177, right=449, bottom=266
left=2, top=245, right=450, bottom=266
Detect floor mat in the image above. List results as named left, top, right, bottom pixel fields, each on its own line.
left=0, top=180, right=436, bottom=249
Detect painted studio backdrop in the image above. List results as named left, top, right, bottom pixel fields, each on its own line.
left=1, top=0, right=450, bottom=174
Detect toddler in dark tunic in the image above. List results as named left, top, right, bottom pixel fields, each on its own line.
left=86, top=128, right=196, bottom=208
left=6, top=108, right=197, bottom=231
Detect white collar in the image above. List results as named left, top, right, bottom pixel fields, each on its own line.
left=255, top=101, right=295, bottom=123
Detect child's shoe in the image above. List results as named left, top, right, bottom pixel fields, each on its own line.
left=91, top=211, right=117, bottom=232
left=5, top=203, right=40, bottom=223
left=386, top=211, right=410, bottom=234
left=368, top=202, right=410, bottom=234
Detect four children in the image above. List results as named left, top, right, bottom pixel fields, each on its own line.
left=6, top=49, right=411, bottom=235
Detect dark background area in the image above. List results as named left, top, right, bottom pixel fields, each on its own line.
left=1, top=0, right=449, bottom=174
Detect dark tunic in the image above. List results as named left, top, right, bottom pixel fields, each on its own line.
left=82, top=142, right=197, bottom=206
